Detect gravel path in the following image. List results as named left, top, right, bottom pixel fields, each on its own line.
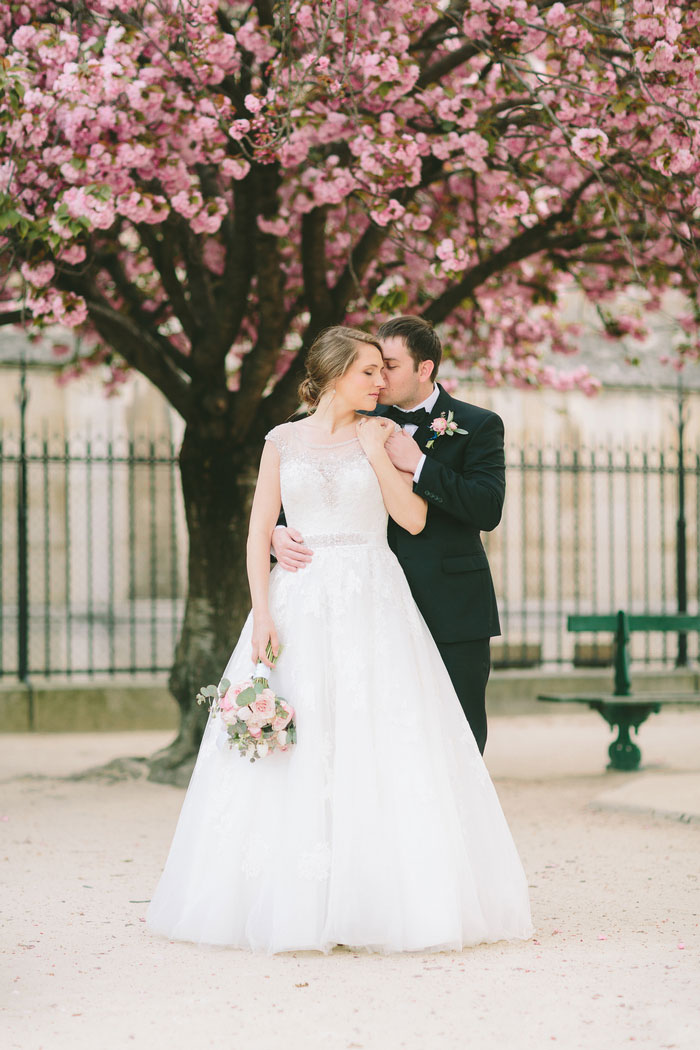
left=2, top=710, right=699, bottom=1050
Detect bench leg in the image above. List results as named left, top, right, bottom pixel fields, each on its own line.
left=589, top=701, right=660, bottom=772
left=607, top=720, right=642, bottom=771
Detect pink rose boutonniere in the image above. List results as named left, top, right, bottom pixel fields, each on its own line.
left=425, top=410, right=468, bottom=449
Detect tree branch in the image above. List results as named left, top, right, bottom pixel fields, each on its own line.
left=214, top=176, right=256, bottom=356
left=0, top=309, right=29, bottom=326
left=53, top=264, right=194, bottom=418
left=301, top=206, right=333, bottom=322
left=424, top=176, right=598, bottom=323
left=232, top=164, right=287, bottom=430
left=90, top=247, right=195, bottom=378
left=84, top=296, right=194, bottom=420
left=137, top=221, right=199, bottom=344
left=330, top=222, right=385, bottom=315
left=255, top=1, right=275, bottom=27
left=416, top=41, right=482, bottom=89
left=178, top=223, right=217, bottom=352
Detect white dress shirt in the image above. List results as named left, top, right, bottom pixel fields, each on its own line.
left=392, top=383, right=439, bottom=483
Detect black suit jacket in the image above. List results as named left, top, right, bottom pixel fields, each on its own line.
left=377, top=385, right=504, bottom=644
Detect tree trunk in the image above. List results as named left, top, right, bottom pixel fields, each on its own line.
left=147, top=422, right=259, bottom=786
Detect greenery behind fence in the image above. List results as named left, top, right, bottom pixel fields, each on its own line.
left=0, top=429, right=697, bottom=678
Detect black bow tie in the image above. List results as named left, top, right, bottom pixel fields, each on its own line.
left=384, top=405, right=430, bottom=427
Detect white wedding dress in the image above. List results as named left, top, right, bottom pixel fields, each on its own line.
left=146, top=421, right=533, bottom=953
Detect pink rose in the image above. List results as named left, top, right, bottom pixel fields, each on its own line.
left=249, top=726, right=262, bottom=738
left=431, top=416, right=448, bottom=434
left=219, top=690, right=235, bottom=713
left=251, top=689, right=276, bottom=722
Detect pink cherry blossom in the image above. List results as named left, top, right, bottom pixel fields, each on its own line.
left=570, top=129, right=610, bottom=164
left=244, top=93, right=264, bottom=114
left=546, top=3, right=568, bottom=27
left=21, top=260, right=55, bottom=287
left=0, top=0, right=696, bottom=402
left=229, top=119, right=251, bottom=141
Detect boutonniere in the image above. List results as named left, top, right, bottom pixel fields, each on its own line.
left=425, top=410, right=468, bottom=448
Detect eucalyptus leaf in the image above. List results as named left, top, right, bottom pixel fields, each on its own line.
left=236, top=686, right=256, bottom=706
left=219, top=678, right=230, bottom=692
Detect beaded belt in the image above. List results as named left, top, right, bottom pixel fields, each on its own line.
left=302, top=532, right=387, bottom=549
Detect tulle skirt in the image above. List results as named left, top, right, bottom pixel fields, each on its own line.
left=146, top=539, right=533, bottom=953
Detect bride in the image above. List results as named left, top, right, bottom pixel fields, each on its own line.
left=146, top=326, right=533, bottom=954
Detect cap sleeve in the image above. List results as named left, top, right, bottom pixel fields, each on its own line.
left=264, top=424, right=287, bottom=454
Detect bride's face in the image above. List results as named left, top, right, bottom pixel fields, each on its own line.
left=335, top=343, right=386, bottom=412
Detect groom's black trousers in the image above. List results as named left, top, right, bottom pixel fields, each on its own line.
left=436, top=637, right=491, bottom=755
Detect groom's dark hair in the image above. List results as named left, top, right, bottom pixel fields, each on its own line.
left=376, top=316, right=442, bottom=378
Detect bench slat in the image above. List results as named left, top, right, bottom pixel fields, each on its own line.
left=567, top=614, right=700, bottom=632
left=538, top=693, right=700, bottom=705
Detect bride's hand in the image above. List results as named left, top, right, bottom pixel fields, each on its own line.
left=356, top=417, right=395, bottom=457
left=251, top=614, right=279, bottom=668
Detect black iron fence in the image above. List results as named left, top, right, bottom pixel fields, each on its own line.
left=485, top=441, right=699, bottom=669
left=0, top=427, right=697, bottom=679
left=1, top=427, right=186, bottom=678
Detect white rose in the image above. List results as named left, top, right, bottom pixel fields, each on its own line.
left=256, top=740, right=269, bottom=758
left=276, top=730, right=288, bottom=746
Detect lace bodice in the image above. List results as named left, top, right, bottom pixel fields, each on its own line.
left=265, top=420, right=389, bottom=542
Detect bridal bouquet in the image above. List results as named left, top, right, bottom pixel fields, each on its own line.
left=196, top=645, right=296, bottom=762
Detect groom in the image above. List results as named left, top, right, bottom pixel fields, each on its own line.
left=273, top=316, right=505, bottom=754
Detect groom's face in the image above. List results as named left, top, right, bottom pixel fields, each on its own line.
left=378, top=336, right=430, bottom=408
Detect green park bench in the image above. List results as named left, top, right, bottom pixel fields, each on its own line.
left=538, top=612, right=700, bottom=771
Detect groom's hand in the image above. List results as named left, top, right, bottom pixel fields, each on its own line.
left=272, top=526, right=314, bottom=571
left=385, top=430, right=422, bottom=474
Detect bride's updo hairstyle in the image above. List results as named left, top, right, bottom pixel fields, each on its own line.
left=299, top=326, right=383, bottom=410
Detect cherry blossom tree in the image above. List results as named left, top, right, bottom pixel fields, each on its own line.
left=1, top=0, right=699, bottom=781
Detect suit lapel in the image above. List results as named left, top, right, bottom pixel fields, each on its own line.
left=414, top=385, right=452, bottom=451
left=413, top=416, right=434, bottom=451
